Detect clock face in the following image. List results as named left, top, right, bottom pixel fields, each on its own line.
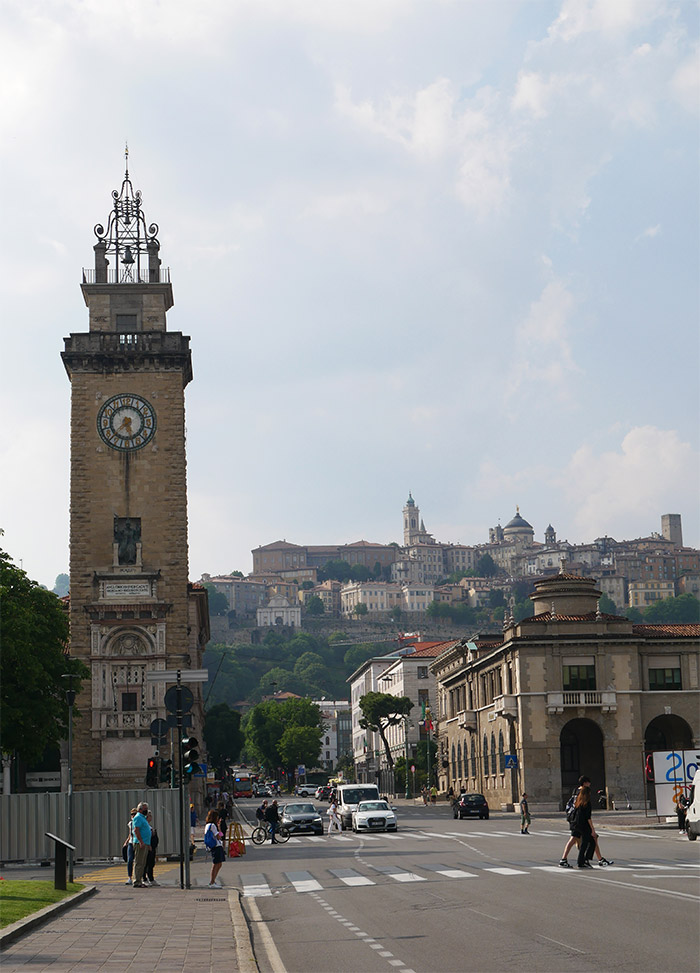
left=97, top=394, right=157, bottom=451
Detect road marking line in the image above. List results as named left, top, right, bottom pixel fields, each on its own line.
left=483, top=867, right=528, bottom=875
left=245, top=895, right=286, bottom=973
left=537, top=935, right=586, bottom=954
left=241, top=874, right=272, bottom=897
left=436, top=868, right=477, bottom=878
left=592, top=875, right=700, bottom=901
left=389, top=872, right=426, bottom=883
left=284, top=870, right=323, bottom=892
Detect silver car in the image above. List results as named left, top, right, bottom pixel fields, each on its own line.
left=280, top=802, right=324, bottom=835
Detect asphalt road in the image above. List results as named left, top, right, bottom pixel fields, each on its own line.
left=233, top=801, right=700, bottom=973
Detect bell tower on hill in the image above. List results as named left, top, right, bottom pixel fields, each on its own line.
left=62, top=156, right=202, bottom=789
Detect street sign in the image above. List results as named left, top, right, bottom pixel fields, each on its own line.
left=411, top=765, right=415, bottom=773
left=504, top=754, right=518, bottom=769
left=150, top=718, right=169, bottom=743
left=165, top=686, right=194, bottom=714
left=146, top=669, right=209, bottom=683
left=297, top=765, right=306, bottom=777
left=167, top=714, right=192, bottom=728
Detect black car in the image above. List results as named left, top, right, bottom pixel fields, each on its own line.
left=453, top=792, right=490, bottom=819
left=279, top=802, right=324, bottom=835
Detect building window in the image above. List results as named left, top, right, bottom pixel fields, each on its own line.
left=483, top=735, right=488, bottom=777
left=457, top=742, right=463, bottom=779
left=490, top=732, right=497, bottom=776
left=563, top=665, right=596, bottom=691
left=649, top=668, right=682, bottom=691
left=470, top=738, right=476, bottom=779
left=121, top=692, right=138, bottom=712
left=417, top=666, right=429, bottom=679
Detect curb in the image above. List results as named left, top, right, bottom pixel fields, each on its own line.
left=229, top=889, right=258, bottom=973
left=0, top=885, right=98, bottom=950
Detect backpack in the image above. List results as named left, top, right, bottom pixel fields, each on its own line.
left=204, top=824, right=218, bottom=849
left=565, top=793, right=577, bottom=824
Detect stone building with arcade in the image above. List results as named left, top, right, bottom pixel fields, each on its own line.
left=61, top=159, right=209, bottom=791
left=431, top=572, right=699, bottom=810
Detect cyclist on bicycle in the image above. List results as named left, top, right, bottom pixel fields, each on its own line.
left=256, top=799, right=268, bottom=824
left=264, top=800, right=280, bottom=844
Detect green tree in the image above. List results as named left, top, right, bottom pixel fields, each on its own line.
left=0, top=546, right=88, bottom=767
left=202, top=583, right=229, bottom=615
left=476, top=553, right=499, bottom=577
left=349, top=564, right=372, bottom=582
left=229, top=570, right=244, bottom=578
left=643, top=593, right=700, bottom=624
left=52, top=573, right=69, bottom=597
left=598, top=593, right=618, bottom=615
left=388, top=605, right=404, bottom=624
left=305, top=595, right=325, bottom=616
left=353, top=602, right=368, bottom=618
left=278, top=724, right=323, bottom=777
left=244, top=697, right=322, bottom=775
left=203, top=703, right=244, bottom=769
left=343, top=643, right=378, bottom=671
left=359, top=691, right=413, bottom=770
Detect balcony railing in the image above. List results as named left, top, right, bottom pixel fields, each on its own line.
left=98, top=711, right=155, bottom=734
left=547, top=691, right=617, bottom=714
left=82, top=268, right=170, bottom=284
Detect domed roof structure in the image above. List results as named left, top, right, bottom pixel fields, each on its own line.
left=406, top=492, right=415, bottom=506
left=504, top=507, right=533, bottom=532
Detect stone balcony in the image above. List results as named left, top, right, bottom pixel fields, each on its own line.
left=95, top=711, right=156, bottom=736
left=490, top=694, right=518, bottom=719
left=546, top=691, right=617, bottom=715
left=456, top=709, right=477, bottom=731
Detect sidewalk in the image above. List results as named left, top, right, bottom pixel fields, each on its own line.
left=1, top=883, right=256, bottom=973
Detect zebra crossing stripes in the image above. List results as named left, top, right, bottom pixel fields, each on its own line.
left=285, top=870, right=323, bottom=892
left=330, top=868, right=376, bottom=887
left=420, top=863, right=477, bottom=878
left=483, top=867, right=529, bottom=875
left=372, top=864, right=426, bottom=883
left=241, top=873, right=272, bottom=896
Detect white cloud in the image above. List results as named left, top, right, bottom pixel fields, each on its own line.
left=564, top=427, right=699, bottom=539
left=507, top=276, right=580, bottom=402
left=635, top=224, right=662, bottom=242
left=670, top=46, right=700, bottom=113
left=547, top=0, right=665, bottom=42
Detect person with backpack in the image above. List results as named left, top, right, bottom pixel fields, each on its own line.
left=264, top=800, right=280, bottom=843
left=559, top=776, right=613, bottom=867
left=204, top=810, right=225, bottom=888
left=256, top=799, right=268, bottom=824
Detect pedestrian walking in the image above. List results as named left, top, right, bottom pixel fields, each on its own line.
left=264, top=800, right=280, bottom=843
left=143, top=810, right=159, bottom=885
left=204, top=810, right=225, bottom=888
left=571, top=784, right=597, bottom=868
left=430, top=785, right=437, bottom=804
left=421, top=786, right=428, bottom=805
left=256, top=799, right=268, bottom=825
left=560, top=775, right=590, bottom=867
left=327, top=799, right=341, bottom=834
left=132, top=802, right=152, bottom=888
left=217, top=802, right=228, bottom=844
left=122, top=808, right=137, bottom=885
left=677, top=792, right=690, bottom=834
left=519, top=793, right=531, bottom=834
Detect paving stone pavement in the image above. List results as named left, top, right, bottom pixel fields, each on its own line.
left=1, top=885, right=248, bottom=972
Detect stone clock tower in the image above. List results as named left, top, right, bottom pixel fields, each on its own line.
left=62, top=159, right=207, bottom=790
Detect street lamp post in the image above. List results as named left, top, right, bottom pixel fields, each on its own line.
left=61, top=673, right=77, bottom=884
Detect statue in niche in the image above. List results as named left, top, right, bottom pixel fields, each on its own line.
left=114, top=517, right=141, bottom=564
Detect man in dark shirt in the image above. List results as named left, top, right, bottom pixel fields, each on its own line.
left=264, top=800, right=280, bottom=843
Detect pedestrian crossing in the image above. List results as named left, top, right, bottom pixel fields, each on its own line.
left=238, top=861, right=700, bottom=897
left=271, top=826, right=664, bottom=845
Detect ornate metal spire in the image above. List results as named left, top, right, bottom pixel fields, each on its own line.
left=90, top=149, right=164, bottom=284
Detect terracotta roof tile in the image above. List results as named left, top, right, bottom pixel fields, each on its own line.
left=632, top=623, right=700, bottom=637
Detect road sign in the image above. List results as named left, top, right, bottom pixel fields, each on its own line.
left=150, top=718, right=169, bottom=743
left=145, top=669, right=209, bottom=683
left=411, top=765, right=415, bottom=773
left=165, top=686, right=194, bottom=714
left=504, top=754, right=518, bottom=769
left=297, top=765, right=306, bottom=776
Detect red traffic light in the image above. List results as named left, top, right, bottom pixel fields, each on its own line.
left=148, top=758, right=156, bottom=769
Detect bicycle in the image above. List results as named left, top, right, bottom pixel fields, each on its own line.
left=250, top=824, right=290, bottom=845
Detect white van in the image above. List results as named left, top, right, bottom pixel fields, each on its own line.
left=336, top=783, right=380, bottom=830
left=685, top=768, right=699, bottom=840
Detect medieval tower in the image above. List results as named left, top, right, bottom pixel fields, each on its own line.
left=62, top=158, right=207, bottom=789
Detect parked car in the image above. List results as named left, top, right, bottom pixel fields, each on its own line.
left=685, top=768, right=699, bottom=840
left=295, top=783, right=317, bottom=797
left=280, top=802, right=324, bottom=835
left=453, top=792, right=490, bottom=819
left=352, top=800, right=398, bottom=833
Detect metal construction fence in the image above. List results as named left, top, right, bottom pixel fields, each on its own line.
left=0, top=788, right=181, bottom=863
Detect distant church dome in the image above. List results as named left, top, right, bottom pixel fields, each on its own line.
left=504, top=506, right=533, bottom=534
left=406, top=492, right=415, bottom=507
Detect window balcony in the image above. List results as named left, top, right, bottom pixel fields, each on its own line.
left=457, top=709, right=477, bottom=731
left=546, top=691, right=617, bottom=714
left=491, top=695, right=518, bottom=719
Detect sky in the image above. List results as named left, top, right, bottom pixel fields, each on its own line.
left=1, top=0, right=698, bottom=589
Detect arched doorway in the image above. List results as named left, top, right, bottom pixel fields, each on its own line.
left=644, top=714, right=694, bottom=809
left=644, top=714, right=693, bottom=753
left=560, top=718, right=605, bottom=802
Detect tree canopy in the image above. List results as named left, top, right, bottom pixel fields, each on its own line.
left=0, top=545, right=88, bottom=766
left=244, top=697, right=322, bottom=776
left=203, top=703, right=244, bottom=770
left=359, top=691, right=413, bottom=769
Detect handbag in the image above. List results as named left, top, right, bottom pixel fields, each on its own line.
left=121, top=844, right=129, bottom=862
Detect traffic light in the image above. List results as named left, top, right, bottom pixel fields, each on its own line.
left=182, top=736, right=201, bottom=779
left=160, top=757, right=173, bottom=785
left=146, top=756, right=158, bottom=788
